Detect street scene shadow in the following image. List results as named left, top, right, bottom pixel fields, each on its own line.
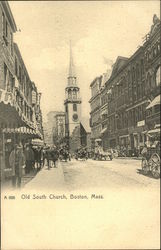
left=136, top=169, right=159, bottom=179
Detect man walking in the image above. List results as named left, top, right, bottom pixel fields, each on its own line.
left=51, top=146, right=59, bottom=168
left=9, top=143, right=25, bottom=188
left=24, top=143, right=34, bottom=174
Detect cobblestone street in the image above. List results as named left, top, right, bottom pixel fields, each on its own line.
left=23, top=158, right=160, bottom=191
left=2, top=158, right=160, bottom=249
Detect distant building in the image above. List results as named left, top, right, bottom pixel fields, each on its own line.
left=89, top=14, right=160, bottom=156
left=54, top=112, right=65, bottom=146
left=43, top=111, right=65, bottom=146
left=89, top=76, right=102, bottom=149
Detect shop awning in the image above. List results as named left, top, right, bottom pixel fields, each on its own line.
left=3, top=126, right=42, bottom=139
left=147, top=128, right=160, bottom=134
left=101, top=127, right=107, bottom=134
left=146, top=95, right=160, bottom=109
left=119, top=135, right=129, bottom=138
left=95, top=138, right=102, bottom=142
left=32, top=138, right=44, bottom=146
left=101, top=109, right=108, bottom=115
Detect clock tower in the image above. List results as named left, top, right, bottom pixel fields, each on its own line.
left=64, top=42, right=81, bottom=143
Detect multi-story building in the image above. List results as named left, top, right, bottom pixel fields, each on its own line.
left=89, top=76, right=102, bottom=149
left=54, top=112, right=65, bottom=146
left=89, top=14, right=160, bottom=156
left=0, top=1, right=43, bottom=180
left=143, top=14, right=160, bottom=134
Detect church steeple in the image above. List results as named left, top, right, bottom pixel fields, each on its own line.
left=68, top=41, right=77, bottom=87
left=64, top=41, right=82, bottom=141
left=69, top=41, right=75, bottom=78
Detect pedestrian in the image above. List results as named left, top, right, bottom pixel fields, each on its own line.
left=9, top=143, right=25, bottom=188
left=51, top=146, right=59, bottom=167
left=36, top=146, right=42, bottom=172
left=42, top=146, right=47, bottom=166
left=24, top=143, right=34, bottom=174
left=46, top=146, right=51, bottom=170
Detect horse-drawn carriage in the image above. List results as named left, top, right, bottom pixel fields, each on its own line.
left=141, top=128, right=160, bottom=179
left=93, top=139, right=113, bottom=161
left=75, top=147, right=88, bottom=160
left=59, top=148, right=71, bottom=162
left=94, top=146, right=113, bottom=161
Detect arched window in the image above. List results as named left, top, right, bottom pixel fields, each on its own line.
left=68, top=89, right=72, bottom=99
left=155, top=66, right=161, bottom=86
left=73, top=103, right=77, bottom=111
left=73, top=89, right=77, bottom=100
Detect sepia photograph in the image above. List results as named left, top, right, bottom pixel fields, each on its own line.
left=0, top=0, right=160, bottom=249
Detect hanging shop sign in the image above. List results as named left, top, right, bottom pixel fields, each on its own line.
left=32, top=90, right=37, bottom=104
left=137, top=120, right=145, bottom=127
left=0, top=89, right=14, bottom=106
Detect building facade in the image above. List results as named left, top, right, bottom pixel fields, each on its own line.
left=0, top=1, right=43, bottom=180
left=89, top=15, right=160, bottom=156
left=54, top=112, right=65, bottom=146
left=89, top=76, right=102, bottom=149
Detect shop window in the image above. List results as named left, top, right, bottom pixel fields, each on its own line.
left=19, top=66, right=22, bottom=82
left=147, top=73, right=152, bottom=89
left=4, top=63, right=7, bottom=85
left=154, top=105, right=160, bottom=113
left=155, top=66, right=160, bottom=86
left=140, top=134, right=143, bottom=143
left=2, top=12, right=5, bottom=36
left=10, top=32, right=13, bottom=55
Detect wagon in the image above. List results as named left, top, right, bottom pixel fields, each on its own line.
left=93, top=139, right=113, bottom=161
left=141, top=128, right=160, bottom=178
left=94, top=146, right=113, bottom=161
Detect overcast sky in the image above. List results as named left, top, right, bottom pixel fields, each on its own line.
left=9, top=1, right=160, bottom=121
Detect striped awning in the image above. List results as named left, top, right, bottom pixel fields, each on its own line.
left=101, top=109, right=108, bottom=115
left=147, top=128, right=160, bottom=134
left=101, top=127, right=107, bottom=134
left=146, top=95, right=160, bottom=109
left=3, top=127, right=36, bottom=135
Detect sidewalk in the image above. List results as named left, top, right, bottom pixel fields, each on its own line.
left=24, top=162, right=65, bottom=191
left=116, top=156, right=142, bottom=160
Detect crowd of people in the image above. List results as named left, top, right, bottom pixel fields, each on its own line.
left=8, top=142, right=71, bottom=188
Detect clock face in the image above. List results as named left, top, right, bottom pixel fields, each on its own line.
left=73, top=113, right=78, bottom=121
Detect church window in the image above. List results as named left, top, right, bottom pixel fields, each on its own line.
left=73, top=103, right=77, bottom=111
left=68, top=89, right=72, bottom=98
left=73, top=89, right=77, bottom=99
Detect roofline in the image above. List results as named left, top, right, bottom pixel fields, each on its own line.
left=1, top=1, right=17, bottom=32
left=105, top=46, right=144, bottom=86
left=14, top=43, right=31, bottom=81
left=90, top=75, right=102, bottom=87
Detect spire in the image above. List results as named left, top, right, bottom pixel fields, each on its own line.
left=68, top=40, right=76, bottom=78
